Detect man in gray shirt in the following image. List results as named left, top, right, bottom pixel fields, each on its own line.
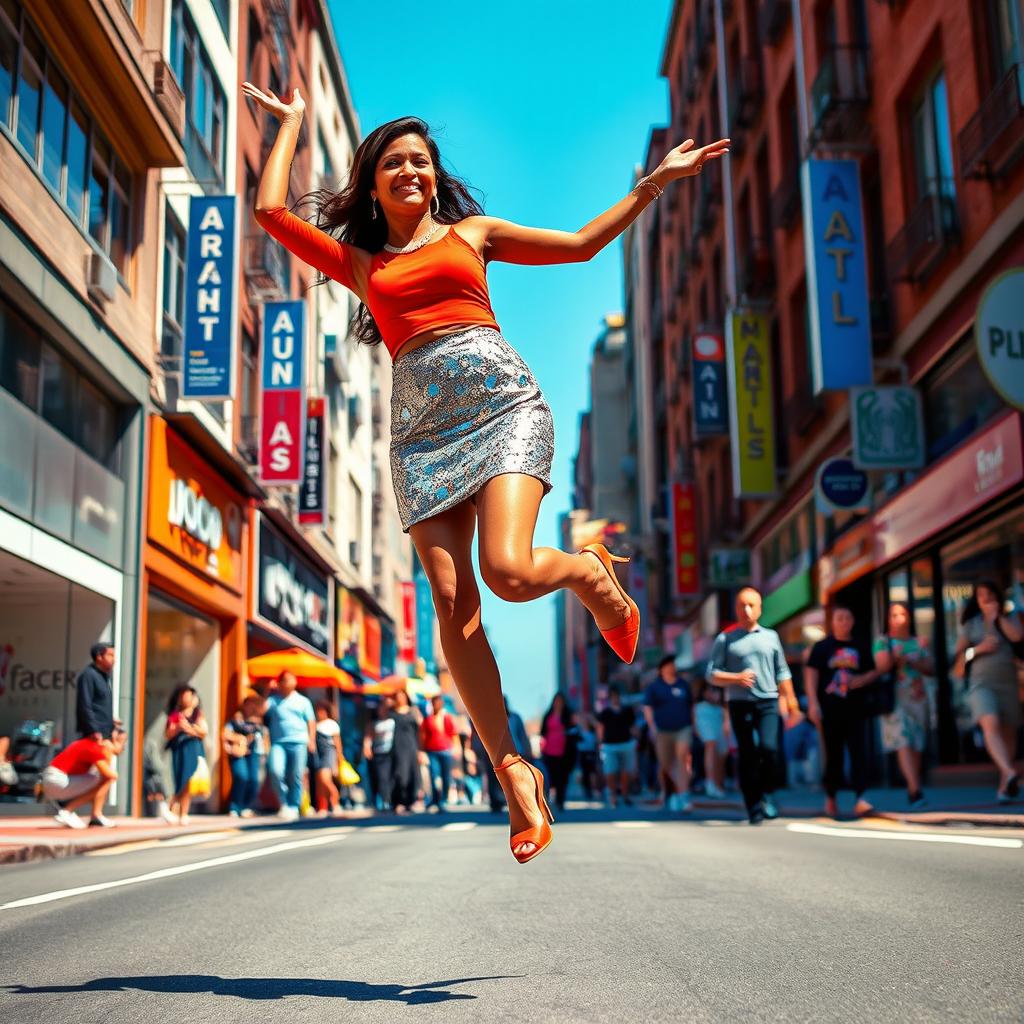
left=708, top=587, right=798, bottom=824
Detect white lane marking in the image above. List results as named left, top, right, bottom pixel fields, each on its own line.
left=160, top=830, right=239, bottom=847
left=188, top=828, right=296, bottom=849
left=0, top=833, right=348, bottom=911
left=613, top=821, right=654, bottom=829
left=787, top=822, right=1022, bottom=849
left=363, top=825, right=402, bottom=833
left=439, top=822, right=477, bottom=832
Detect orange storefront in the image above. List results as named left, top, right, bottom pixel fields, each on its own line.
left=136, top=417, right=252, bottom=813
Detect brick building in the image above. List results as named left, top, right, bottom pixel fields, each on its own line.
left=625, top=0, right=1024, bottom=765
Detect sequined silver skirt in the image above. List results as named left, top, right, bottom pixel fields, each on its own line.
left=390, top=327, right=554, bottom=531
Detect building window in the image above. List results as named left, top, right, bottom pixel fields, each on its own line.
left=161, top=208, right=186, bottom=363
left=988, top=0, right=1023, bottom=80
left=170, top=0, right=227, bottom=187
left=0, top=0, right=133, bottom=276
left=246, top=8, right=261, bottom=80
left=910, top=69, right=957, bottom=207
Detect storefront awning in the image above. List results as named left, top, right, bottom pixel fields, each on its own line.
left=246, top=647, right=358, bottom=692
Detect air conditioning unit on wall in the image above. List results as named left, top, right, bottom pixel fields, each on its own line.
left=86, top=251, right=117, bottom=304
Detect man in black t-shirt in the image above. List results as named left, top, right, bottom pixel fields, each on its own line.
left=806, top=606, right=879, bottom=819
left=596, top=686, right=636, bottom=808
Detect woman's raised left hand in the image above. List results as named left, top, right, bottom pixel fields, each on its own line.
left=658, top=138, right=731, bottom=182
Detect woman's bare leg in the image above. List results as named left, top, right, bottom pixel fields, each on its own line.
left=475, top=473, right=628, bottom=628
left=409, top=499, right=538, bottom=855
left=979, top=715, right=1016, bottom=780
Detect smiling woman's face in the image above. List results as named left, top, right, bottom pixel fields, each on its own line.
left=373, top=133, right=435, bottom=219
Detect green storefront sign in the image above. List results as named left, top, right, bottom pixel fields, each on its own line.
left=760, top=569, right=815, bottom=629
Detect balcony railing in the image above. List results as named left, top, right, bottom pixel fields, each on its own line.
left=759, top=0, right=789, bottom=46
left=771, top=167, right=801, bottom=231
left=244, top=233, right=289, bottom=298
left=148, top=52, right=185, bottom=139
left=886, top=183, right=960, bottom=284
left=959, top=63, right=1024, bottom=180
left=739, top=237, right=775, bottom=297
left=809, top=46, right=871, bottom=147
left=729, top=58, right=763, bottom=132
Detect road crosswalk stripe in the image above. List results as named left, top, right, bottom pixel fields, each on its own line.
left=439, top=822, right=477, bottom=831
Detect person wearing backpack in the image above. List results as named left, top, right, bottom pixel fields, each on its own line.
left=954, top=580, right=1022, bottom=803
left=805, top=606, right=879, bottom=819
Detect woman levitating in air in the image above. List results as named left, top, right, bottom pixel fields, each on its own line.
left=244, top=80, right=728, bottom=864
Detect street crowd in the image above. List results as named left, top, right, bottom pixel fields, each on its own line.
left=2, top=573, right=1020, bottom=830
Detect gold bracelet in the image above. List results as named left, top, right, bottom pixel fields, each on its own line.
left=632, top=175, right=664, bottom=200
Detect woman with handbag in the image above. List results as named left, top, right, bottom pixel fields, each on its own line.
left=954, top=580, right=1023, bottom=802
left=873, top=603, right=934, bottom=810
left=164, top=685, right=208, bottom=825
left=223, top=693, right=265, bottom=818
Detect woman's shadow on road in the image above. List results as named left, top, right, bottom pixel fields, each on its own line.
left=5, top=973, right=516, bottom=1004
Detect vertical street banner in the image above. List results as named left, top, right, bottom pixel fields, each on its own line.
left=726, top=310, right=777, bottom=498
left=414, top=567, right=435, bottom=664
left=671, top=481, right=700, bottom=596
left=398, top=581, right=417, bottom=662
left=182, top=194, right=238, bottom=399
left=692, top=331, right=729, bottom=436
left=298, top=396, right=325, bottom=525
left=260, top=300, right=305, bottom=485
left=801, top=158, right=873, bottom=394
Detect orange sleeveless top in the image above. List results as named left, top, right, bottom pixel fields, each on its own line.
left=254, top=207, right=500, bottom=358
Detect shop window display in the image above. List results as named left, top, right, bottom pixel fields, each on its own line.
left=143, top=591, right=220, bottom=808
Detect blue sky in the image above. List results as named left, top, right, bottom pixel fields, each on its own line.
left=329, top=0, right=673, bottom=719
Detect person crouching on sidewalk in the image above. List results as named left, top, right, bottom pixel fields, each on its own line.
left=41, top=725, right=127, bottom=829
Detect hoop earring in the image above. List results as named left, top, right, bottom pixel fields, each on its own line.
left=371, top=196, right=378, bottom=220
left=431, top=193, right=439, bottom=216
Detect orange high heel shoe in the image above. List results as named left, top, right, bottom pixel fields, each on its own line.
left=579, top=543, right=640, bottom=664
left=495, top=755, right=554, bottom=865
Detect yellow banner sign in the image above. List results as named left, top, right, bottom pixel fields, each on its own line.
left=727, top=311, right=777, bottom=498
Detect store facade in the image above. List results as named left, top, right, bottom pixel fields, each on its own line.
left=138, top=417, right=250, bottom=813
left=818, top=410, right=1024, bottom=764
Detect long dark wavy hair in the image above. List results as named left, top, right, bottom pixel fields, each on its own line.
left=961, top=580, right=1004, bottom=625
left=298, top=116, right=485, bottom=346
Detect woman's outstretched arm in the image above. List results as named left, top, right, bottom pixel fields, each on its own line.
left=473, top=137, right=730, bottom=266
left=242, top=82, right=362, bottom=292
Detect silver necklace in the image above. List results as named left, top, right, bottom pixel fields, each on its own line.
left=383, top=219, right=441, bottom=254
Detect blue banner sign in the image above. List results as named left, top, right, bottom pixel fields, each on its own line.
left=182, top=194, right=238, bottom=400
left=801, top=159, right=873, bottom=394
left=692, top=331, right=729, bottom=437
left=260, top=300, right=306, bottom=485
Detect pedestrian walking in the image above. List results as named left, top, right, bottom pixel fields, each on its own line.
left=708, top=587, right=798, bottom=825
left=643, top=657, right=694, bottom=812
left=873, top=602, right=934, bottom=810
left=365, top=697, right=396, bottom=811
left=575, top=714, right=601, bottom=801
left=244, top=76, right=727, bottom=863
left=540, top=693, right=577, bottom=812
left=262, top=671, right=316, bottom=821
left=471, top=723, right=505, bottom=813
left=692, top=678, right=729, bottom=799
left=390, top=690, right=422, bottom=813
left=805, top=606, right=878, bottom=818
left=312, top=701, right=344, bottom=816
left=76, top=642, right=115, bottom=741
left=596, top=686, right=636, bottom=808
left=41, top=725, right=127, bottom=829
left=420, top=694, right=456, bottom=812
left=164, top=686, right=208, bottom=826
left=222, top=693, right=266, bottom=818
left=954, top=581, right=1022, bottom=802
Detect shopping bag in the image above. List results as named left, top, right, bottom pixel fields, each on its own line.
left=338, top=758, right=360, bottom=786
left=188, top=755, right=211, bottom=798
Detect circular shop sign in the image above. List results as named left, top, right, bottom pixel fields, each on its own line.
left=816, top=457, right=870, bottom=515
left=976, top=268, right=1024, bottom=410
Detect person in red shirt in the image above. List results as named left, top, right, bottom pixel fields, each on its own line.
left=420, top=695, right=457, bottom=812
left=41, top=726, right=126, bottom=829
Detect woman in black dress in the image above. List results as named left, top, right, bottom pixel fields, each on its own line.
left=390, top=689, right=422, bottom=813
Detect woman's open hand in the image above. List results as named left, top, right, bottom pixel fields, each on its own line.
left=241, top=82, right=305, bottom=125
left=658, top=137, right=731, bottom=181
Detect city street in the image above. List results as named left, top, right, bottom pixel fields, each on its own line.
left=1, top=807, right=1021, bottom=1023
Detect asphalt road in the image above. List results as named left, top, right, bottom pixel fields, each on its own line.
left=0, top=806, right=1021, bottom=1024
